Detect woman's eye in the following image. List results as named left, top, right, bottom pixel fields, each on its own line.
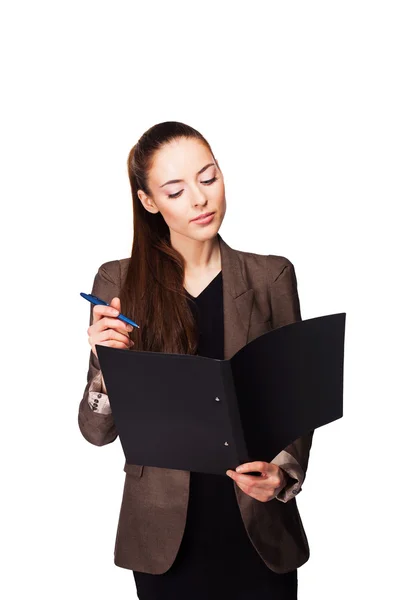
left=168, top=176, right=218, bottom=199
left=168, top=190, right=183, bottom=199
left=203, top=176, right=218, bottom=185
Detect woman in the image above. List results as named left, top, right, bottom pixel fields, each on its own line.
left=78, top=121, right=314, bottom=599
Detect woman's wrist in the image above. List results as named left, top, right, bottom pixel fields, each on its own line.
left=277, top=467, right=289, bottom=494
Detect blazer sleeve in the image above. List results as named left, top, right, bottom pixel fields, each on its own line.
left=268, top=258, right=315, bottom=503
left=77, top=261, right=120, bottom=446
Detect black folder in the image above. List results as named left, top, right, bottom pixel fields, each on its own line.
left=96, top=313, right=346, bottom=476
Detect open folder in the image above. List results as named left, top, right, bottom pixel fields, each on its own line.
left=96, top=313, right=346, bottom=476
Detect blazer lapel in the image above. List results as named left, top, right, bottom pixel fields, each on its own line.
left=217, top=234, right=260, bottom=510
left=217, top=233, right=254, bottom=359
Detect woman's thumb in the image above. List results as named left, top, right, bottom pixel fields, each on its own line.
left=109, top=297, right=121, bottom=312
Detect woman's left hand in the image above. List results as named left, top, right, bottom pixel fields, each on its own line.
left=226, top=461, right=288, bottom=502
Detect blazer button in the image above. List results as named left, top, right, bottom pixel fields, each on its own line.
left=97, top=394, right=102, bottom=398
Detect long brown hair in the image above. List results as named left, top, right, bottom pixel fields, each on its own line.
left=119, top=121, right=219, bottom=355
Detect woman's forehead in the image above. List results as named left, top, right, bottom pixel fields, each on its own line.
left=150, top=138, right=214, bottom=184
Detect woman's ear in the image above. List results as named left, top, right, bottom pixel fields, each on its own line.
left=137, top=189, right=159, bottom=214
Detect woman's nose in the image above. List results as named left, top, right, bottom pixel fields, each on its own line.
left=192, top=191, right=208, bottom=207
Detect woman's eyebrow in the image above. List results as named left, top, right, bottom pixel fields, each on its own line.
left=159, top=163, right=215, bottom=188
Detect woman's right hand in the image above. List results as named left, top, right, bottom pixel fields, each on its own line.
left=87, top=296, right=135, bottom=360
left=88, top=297, right=135, bottom=395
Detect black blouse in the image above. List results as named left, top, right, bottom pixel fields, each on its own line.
left=133, top=270, right=297, bottom=600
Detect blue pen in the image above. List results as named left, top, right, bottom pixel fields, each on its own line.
left=80, top=292, right=140, bottom=328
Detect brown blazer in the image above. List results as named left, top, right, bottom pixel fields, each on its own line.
left=78, top=233, right=314, bottom=575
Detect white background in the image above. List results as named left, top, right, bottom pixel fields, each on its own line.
left=1, top=1, right=399, bottom=598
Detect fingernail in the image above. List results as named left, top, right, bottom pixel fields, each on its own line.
left=112, top=309, right=119, bottom=315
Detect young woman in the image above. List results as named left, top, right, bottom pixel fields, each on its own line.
left=78, top=121, right=314, bottom=600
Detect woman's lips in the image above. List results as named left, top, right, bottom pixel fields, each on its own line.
left=191, top=212, right=215, bottom=225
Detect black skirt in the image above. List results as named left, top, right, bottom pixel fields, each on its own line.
left=133, top=271, right=298, bottom=599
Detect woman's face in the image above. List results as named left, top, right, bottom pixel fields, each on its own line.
left=137, top=137, right=226, bottom=243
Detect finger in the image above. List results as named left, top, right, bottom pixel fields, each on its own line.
left=97, top=328, right=134, bottom=346
left=94, top=339, right=133, bottom=351
left=90, top=336, right=132, bottom=359
left=109, top=297, right=121, bottom=313
left=231, top=478, right=265, bottom=501
left=92, top=302, right=120, bottom=323
left=91, top=316, right=133, bottom=337
left=90, top=336, right=134, bottom=359
left=226, top=471, right=264, bottom=486
left=235, top=461, right=269, bottom=474
left=104, top=317, right=133, bottom=334
left=105, top=297, right=126, bottom=333
left=228, top=469, right=279, bottom=492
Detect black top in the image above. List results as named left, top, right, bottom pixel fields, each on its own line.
left=133, top=271, right=297, bottom=600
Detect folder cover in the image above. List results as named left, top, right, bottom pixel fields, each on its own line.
left=96, top=313, right=346, bottom=475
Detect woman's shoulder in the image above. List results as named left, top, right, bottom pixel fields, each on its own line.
left=96, top=257, right=130, bottom=285
left=234, top=246, right=295, bottom=282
